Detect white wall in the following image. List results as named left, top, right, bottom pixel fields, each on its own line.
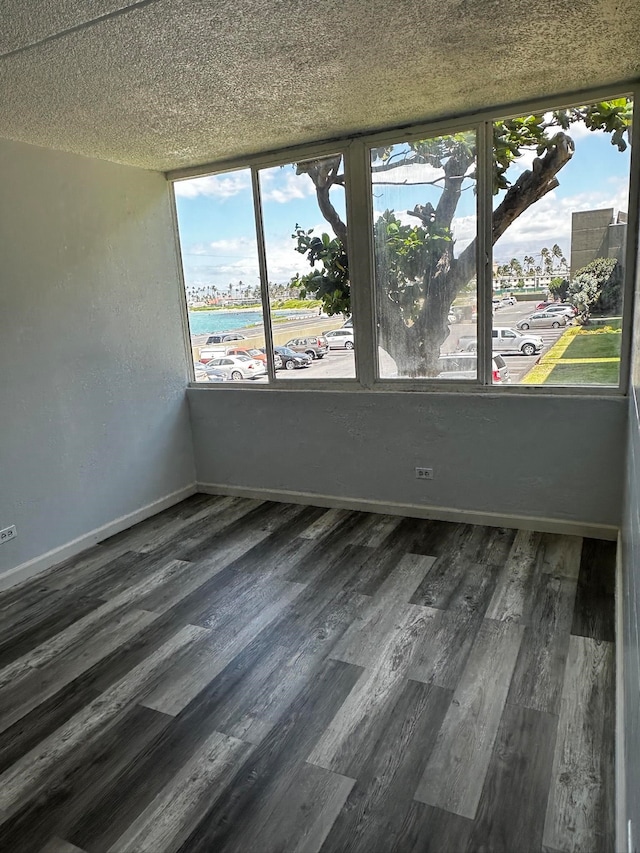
left=0, top=138, right=195, bottom=583
left=189, top=387, right=625, bottom=536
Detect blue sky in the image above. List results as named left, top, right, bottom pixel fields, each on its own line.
left=174, top=113, right=632, bottom=292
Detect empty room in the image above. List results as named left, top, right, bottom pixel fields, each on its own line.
left=1, top=2, right=639, bottom=851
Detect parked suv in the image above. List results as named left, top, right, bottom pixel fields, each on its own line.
left=205, top=332, right=247, bottom=345
left=323, top=328, right=354, bottom=349
left=285, top=336, right=328, bottom=360
left=435, top=353, right=511, bottom=383
left=458, top=327, right=543, bottom=356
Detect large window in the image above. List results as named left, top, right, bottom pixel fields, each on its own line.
left=172, top=89, right=636, bottom=393
left=259, top=155, right=355, bottom=380
left=173, top=168, right=268, bottom=383
left=370, top=130, right=478, bottom=380
left=490, top=98, right=633, bottom=388
left=174, top=156, right=355, bottom=383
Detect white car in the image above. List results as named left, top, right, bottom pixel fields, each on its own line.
left=204, top=354, right=266, bottom=380
left=323, top=328, right=355, bottom=350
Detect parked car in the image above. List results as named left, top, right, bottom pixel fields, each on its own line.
left=198, top=345, right=227, bottom=363
left=193, top=361, right=210, bottom=381
left=536, top=301, right=554, bottom=311
left=274, top=346, right=311, bottom=370
left=500, top=295, right=517, bottom=306
left=435, top=353, right=511, bottom=383
left=226, top=346, right=267, bottom=363
left=517, top=312, right=568, bottom=330
left=205, top=332, right=247, bottom=345
left=285, top=336, right=328, bottom=359
left=203, top=367, right=226, bottom=382
left=323, top=328, right=355, bottom=349
left=203, top=354, right=266, bottom=380
left=342, top=317, right=353, bottom=328
left=257, top=347, right=283, bottom=370
left=458, top=327, right=543, bottom=356
left=540, top=304, right=577, bottom=318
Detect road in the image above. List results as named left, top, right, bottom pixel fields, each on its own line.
left=201, top=301, right=570, bottom=385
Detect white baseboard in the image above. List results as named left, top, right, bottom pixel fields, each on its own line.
left=0, top=484, right=197, bottom=591
left=196, top=482, right=619, bottom=540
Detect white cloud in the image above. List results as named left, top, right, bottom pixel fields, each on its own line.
left=371, top=162, right=445, bottom=186
left=187, top=236, right=257, bottom=256
left=174, top=172, right=251, bottom=199
left=261, top=172, right=316, bottom=204
left=493, top=180, right=629, bottom=262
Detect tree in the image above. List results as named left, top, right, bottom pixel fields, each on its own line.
left=549, top=276, right=570, bottom=301
left=292, top=99, right=631, bottom=376
left=568, top=257, right=621, bottom=323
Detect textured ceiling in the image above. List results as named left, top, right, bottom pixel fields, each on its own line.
left=1, top=0, right=639, bottom=172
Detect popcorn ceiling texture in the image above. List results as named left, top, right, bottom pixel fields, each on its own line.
left=0, top=0, right=638, bottom=172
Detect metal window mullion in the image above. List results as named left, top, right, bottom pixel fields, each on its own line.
left=476, top=121, right=494, bottom=385
left=251, top=168, right=276, bottom=382
left=167, top=184, right=199, bottom=382
left=618, top=83, right=640, bottom=394
left=344, top=140, right=377, bottom=388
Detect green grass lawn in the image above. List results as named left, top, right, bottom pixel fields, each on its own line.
left=545, top=361, right=620, bottom=385
left=561, top=332, right=621, bottom=360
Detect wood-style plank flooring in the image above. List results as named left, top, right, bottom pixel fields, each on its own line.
left=0, top=495, right=616, bottom=852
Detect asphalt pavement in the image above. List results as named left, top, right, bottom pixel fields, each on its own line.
left=198, top=300, right=570, bottom=385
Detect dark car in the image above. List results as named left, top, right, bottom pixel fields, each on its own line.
left=205, top=332, right=247, bottom=345
left=274, top=346, right=311, bottom=370
left=257, top=348, right=283, bottom=370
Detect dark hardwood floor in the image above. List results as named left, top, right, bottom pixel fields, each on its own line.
left=0, top=495, right=616, bottom=852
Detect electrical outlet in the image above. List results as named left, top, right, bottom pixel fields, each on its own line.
left=0, top=525, right=17, bottom=545
left=415, top=467, right=433, bottom=480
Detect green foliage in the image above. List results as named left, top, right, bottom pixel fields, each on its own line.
left=568, top=257, right=620, bottom=322
left=290, top=225, right=350, bottom=316
left=492, top=101, right=631, bottom=193
left=373, top=211, right=453, bottom=323
left=371, top=131, right=475, bottom=174
left=549, top=276, right=569, bottom=301
left=271, top=298, right=321, bottom=309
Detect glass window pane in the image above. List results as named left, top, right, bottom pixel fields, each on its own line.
left=491, top=97, right=633, bottom=387
left=173, top=169, right=269, bottom=384
left=371, top=131, right=477, bottom=379
left=258, top=155, right=354, bottom=380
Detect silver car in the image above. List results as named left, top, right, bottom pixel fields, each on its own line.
left=542, top=304, right=577, bottom=319
left=323, top=328, right=354, bottom=349
left=435, top=354, right=511, bottom=383
left=204, top=354, right=266, bottom=380
left=517, top=312, right=568, bottom=330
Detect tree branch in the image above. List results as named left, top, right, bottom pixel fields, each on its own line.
left=492, top=132, right=574, bottom=243
left=296, top=157, right=348, bottom=245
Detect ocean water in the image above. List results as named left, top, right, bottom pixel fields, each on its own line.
left=188, top=309, right=314, bottom=337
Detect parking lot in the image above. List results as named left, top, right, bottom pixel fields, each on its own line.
left=272, top=300, right=568, bottom=383
left=198, top=300, right=570, bottom=384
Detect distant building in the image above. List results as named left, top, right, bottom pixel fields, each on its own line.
left=570, top=208, right=627, bottom=277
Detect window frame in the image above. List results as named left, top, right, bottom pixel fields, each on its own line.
left=170, top=83, right=639, bottom=397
